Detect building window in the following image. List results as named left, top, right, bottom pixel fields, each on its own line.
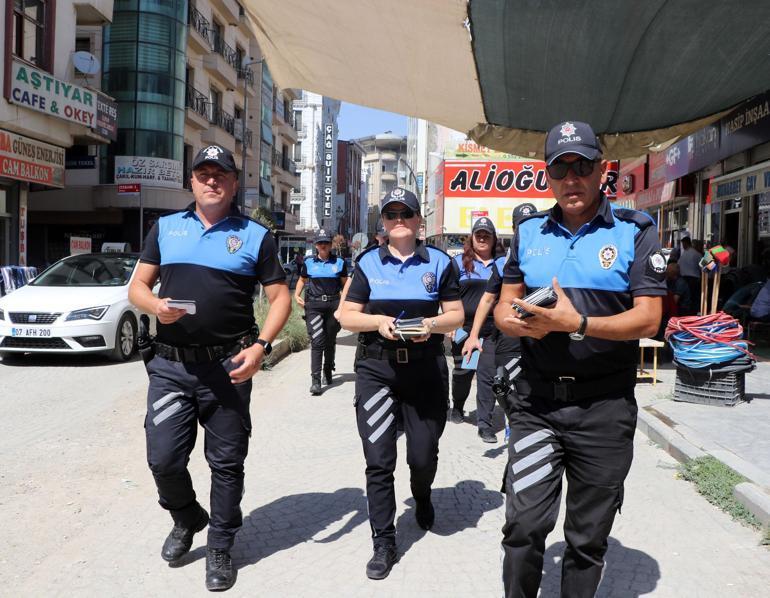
left=75, top=36, right=91, bottom=53
left=12, top=0, right=51, bottom=69
left=208, top=87, right=222, bottom=122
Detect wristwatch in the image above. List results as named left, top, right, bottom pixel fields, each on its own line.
left=568, top=315, right=588, bottom=341
left=254, top=338, right=273, bottom=355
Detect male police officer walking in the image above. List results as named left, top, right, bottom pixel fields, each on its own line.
left=294, top=229, right=348, bottom=394
left=128, top=145, right=291, bottom=591
left=494, top=122, right=665, bottom=598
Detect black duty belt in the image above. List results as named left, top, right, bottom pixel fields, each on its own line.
left=358, top=342, right=444, bottom=364
left=307, top=293, right=340, bottom=302
left=518, top=369, right=636, bottom=402
left=155, top=330, right=259, bottom=363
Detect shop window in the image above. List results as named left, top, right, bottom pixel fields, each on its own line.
left=12, top=0, right=52, bottom=69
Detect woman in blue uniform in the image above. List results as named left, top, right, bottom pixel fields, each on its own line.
left=340, top=187, right=464, bottom=580
left=294, top=230, right=348, bottom=394
left=449, top=217, right=502, bottom=443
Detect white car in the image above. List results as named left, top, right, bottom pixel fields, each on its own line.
left=0, top=253, right=143, bottom=361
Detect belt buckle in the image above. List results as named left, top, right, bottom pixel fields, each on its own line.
left=396, top=348, right=409, bottom=364
left=554, top=376, right=575, bottom=401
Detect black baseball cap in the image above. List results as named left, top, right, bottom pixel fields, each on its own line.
left=513, top=203, right=537, bottom=223
left=192, top=145, right=238, bottom=172
left=471, top=217, right=496, bottom=235
left=544, top=121, right=602, bottom=165
left=380, top=187, right=420, bottom=213
left=314, top=229, right=332, bottom=243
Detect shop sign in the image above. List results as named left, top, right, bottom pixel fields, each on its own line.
left=442, top=196, right=555, bottom=234
left=322, top=123, right=334, bottom=217
left=115, top=156, right=183, bottom=189
left=66, top=156, right=96, bottom=169
left=631, top=181, right=675, bottom=210
left=0, top=128, right=65, bottom=187
left=70, top=236, right=92, bottom=255
left=711, top=163, right=770, bottom=201
left=720, top=90, right=770, bottom=157
left=601, top=161, right=619, bottom=199
left=444, top=160, right=552, bottom=199
left=95, top=94, right=118, bottom=140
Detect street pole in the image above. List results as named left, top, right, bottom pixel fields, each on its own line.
left=139, top=184, right=144, bottom=252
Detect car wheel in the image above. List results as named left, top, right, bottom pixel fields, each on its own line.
left=111, top=313, right=137, bottom=361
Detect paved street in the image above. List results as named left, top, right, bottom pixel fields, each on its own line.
left=1, top=336, right=769, bottom=597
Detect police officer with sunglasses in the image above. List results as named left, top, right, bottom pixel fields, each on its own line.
left=493, top=122, right=666, bottom=598
left=294, top=229, right=348, bottom=394
left=340, top=187, right=464, bottom=580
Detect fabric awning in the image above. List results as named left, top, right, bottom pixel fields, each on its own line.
left=244, top=0, right=770, bottom=159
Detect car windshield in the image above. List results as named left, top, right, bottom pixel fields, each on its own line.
left=30, top=255, right=139, bottom=287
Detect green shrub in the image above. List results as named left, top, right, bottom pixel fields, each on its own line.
left=253, top=295, right=309, bottom=359
left=679, top=456, right=761, bottom=529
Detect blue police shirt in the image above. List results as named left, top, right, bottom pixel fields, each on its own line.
left=346, top=241, right=460, bottom=349
left=300, top=254, right=348, bottom=299
left=454, top=253, right=497, bottom=336
left=140, top=203, right=285, bottom=345
left=503, top=195, right=666, bottom=379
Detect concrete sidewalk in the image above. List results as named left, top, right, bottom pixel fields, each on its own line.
left=635, top=359, right=770, bottom=526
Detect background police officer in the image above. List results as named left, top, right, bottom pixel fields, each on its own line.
left=461, top=203, right=536, bottom=428
left=449, top=217, right=502, bottom=443
left=493, top=122, right=665, bottom=598
left=294, top=229, right=348, bottom=394
left=339, top=188, right=464, bottom=580
left=128, top=145, right=291, bottom=591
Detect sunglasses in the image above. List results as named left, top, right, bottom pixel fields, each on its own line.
left=382, top=208, right=416, bottom=221
left=546, top=158, right=599, bottom=180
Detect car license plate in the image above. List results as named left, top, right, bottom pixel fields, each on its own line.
left=11, top=327, right=52, bottom=337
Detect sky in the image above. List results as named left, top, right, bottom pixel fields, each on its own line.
left=337, top=102, right=407, bottom=141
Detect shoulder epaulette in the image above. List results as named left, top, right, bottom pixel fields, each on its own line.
left=611, top=207, right=655, bottom=229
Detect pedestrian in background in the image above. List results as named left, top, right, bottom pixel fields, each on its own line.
left=340, top=187, right=463, bottom=580
left=494, top=122, right=665, bottom=597
left=448, top=217, right=502, bottom=443
left=294, top=230, right=348, bottom=394
left=671, top=231, right=702, bottom=303
left=128, top=145, right=291, bottom=591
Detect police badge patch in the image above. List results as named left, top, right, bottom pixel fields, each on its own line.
left=598, top=244, right=618, bottom=269
left=390, top=188, right=405, bottom=198
left=648, top=251, right=667, bottom=275
left=226, top=235, right=243, bottom=254
left=421, top=271, right=437, bottom=293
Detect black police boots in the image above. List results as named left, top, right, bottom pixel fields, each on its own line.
left=310, top=375, right=322, bottom=395
left=365, top=541, right=398, bottom=580
left=161, top=506, right=209, bottom=562
left=205, top=547, right=235, bottom=591
left=479, top=428, right=497, bottom=444
left=415, top=496, right=435, bottom=530
left=323, top=365, right=334, bottom=385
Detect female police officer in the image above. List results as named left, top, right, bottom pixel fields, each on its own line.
left=294, top=230, right=348, bottom=394
left=449, top=217, right=501, bottom=443
left=340, top=187, right=464, bottom=580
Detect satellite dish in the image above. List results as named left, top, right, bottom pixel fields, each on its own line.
left=73, top=51, right=101, bottom=76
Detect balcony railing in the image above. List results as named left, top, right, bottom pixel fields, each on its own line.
left=185, top=84, right=209, bottom=120
left=284, top=155, right=297, bottom=175
left=237, top=66, right=255, bottom=89
left=210, top=32, right=240, bottom=71
left=234, top=120, right=253, bottom=148
left=188, top=5, right=211, bottom=43
left=210, top=107, right=235, bottom=136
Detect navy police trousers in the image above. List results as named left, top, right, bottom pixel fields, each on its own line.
left=144, top=354, right=252, bottom=550
left=305, top=299, right=341, bottom=376
left=354, top=354, right=448, bottom=544
left=501, top=383, right=637, bottom=598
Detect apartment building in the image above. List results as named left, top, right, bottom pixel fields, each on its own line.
left=357, top=133, right=408, bottom=234
left=1, top=0, right=117, bottom=267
